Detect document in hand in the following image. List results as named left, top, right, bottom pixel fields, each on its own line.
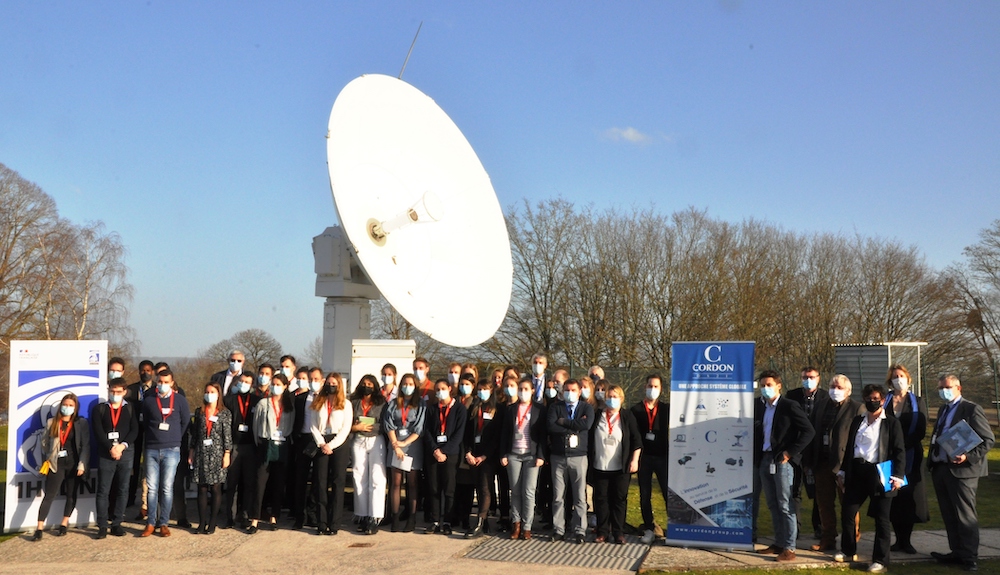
left=391, top=451, right=413, bottom=472
left=938, top=419, right=984, bottom=460
left=875, top=460, right=908, bottom=492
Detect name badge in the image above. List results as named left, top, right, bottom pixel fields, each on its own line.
left=769, top=463, right=776, bottom=475
left=437, top=434, right=448, bottom=443
left=58, top=450, right=68, bottom=458
left=158, top=422, right=170, bottom=431
left=108, top=432, right=120, bottom=440
left=604, top=435, right=617, bottom=446
left=568, top=434, right=579, bottom=449
left=238, top=424, right=249, bottom=432
left=823, top=434, right=830, bottom=446
left=483, top=413, right=493, bottom=420
left=645, top=432, right=655, bottom=441
left=138, top=413, right=144, bottom=422
left=161, top=408, right=171, bottom=415
left=397, top=429, right=409, bottom=439
left=209, top=415, right=219, bottom=423
left=271, top=430, right=283, bottom=440
left=514, top=432, right=524, bottom=442
left=475, top=435, right=482, bottom=444
left=203, top=438, right=213, bottom=446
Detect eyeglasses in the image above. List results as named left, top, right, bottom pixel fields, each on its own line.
left=230, top=359, right=243, bottom=363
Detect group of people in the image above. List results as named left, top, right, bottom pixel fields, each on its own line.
left=754, top=365, right=995, bottom=572
left=30, top=353, right=671, bottom=547
left=29, top=353, right=995, bottom=573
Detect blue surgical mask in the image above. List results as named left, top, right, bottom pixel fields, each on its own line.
left=281, top=367, right=294, bottom=379
left=477, top=389, right=491, bottom=401
left=563, top=390, right=579, bottom=403
left=270, top=384, right=284, bottom=396
left=606, top=397, right=621, bottom=410
left=59, top=405, right=74, bottom=416
left=761, top=386, right=777, bottom=400
left=415, top=369, right=427, bottom=382
left=382, top=374, right=395, bottom=386
left=595, top=390, right=605, bottom=401
left=939, top=387, right=955, bottom=402
left=459, top=383, right=473, bottom=396
left=204, top=392, right=218, bottom=404
left=505, top=386, right=517, bottom=398
left=401, top=384, right=415, bottom=396
left=581, top=387, right=592, bottom=400
left=258, top=374, right=271, bottom=387
left=229, top=360, right=242, bottom=373
left=237, top=382, right=251, bottom=394
left=802, top=378, right=818, bottom=390
left=158, top=383, right=172, bottom=396
left=545, top=388, right=558, bottom=399
left=108, top=370, right=123, bottom=380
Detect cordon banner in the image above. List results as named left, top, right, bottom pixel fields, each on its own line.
left=666, top=341, right=755, bottom=549
left=4, top=340, right=107, bottom=533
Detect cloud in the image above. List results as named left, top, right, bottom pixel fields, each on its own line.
left=603, top=126, right=652, bottom=145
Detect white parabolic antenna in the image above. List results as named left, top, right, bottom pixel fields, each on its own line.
left=326, top=74, right=513, bottom=348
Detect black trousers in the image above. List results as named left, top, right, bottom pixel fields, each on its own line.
left=252, top=445, right=287, bottom=521
left=313, top=446, right=349, bottom=530
left=933, top=465, right=981, bottom=560
left=38, top=463, right=80, bottom=521
left=223, top=443, right=257, bottom=524
left=472, top=460, right=496, bottom=521
left=637, top=454, right=668, bottom=529
left=842, top=461, right=892, bottom=564
left=96, top=453, right=133, bottom=528
left=292, top=434, right=317, bottom=524
left=426, top=453, right=459, bottom=524
left=592, top=468, right=630, bottom=538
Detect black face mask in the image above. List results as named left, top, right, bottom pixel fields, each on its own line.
left=360, top=386, right=374, bottom=397
left=865, top=399, right=882, bottom=413
left=328, top=385, right=338, bottom=395
left=140, top=373, right=153, bottom=383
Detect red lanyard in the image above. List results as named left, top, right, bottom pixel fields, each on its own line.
left=205, top=408, right=216, bottom=437
left=516, top=404, right=530, bottom=429
left=109, top=404, right=122, bottom=431
left=606, top=410, right=619, bottom=436
left=156, top=393, right=175, bottom=421
left=439, top=401, right=452, bottom=435
left=325, top=399, right=335, bottom=431
left=271, top=397, right=283, bottom=428
left=237, top=394, right=249, bottom=420
left=361, top=399, right=372, bottom=418
left=400, top=405, right=410, bottom=427
left=646, top=402, right=657, bottom=432
left=59, top=420, right=73, bottom=447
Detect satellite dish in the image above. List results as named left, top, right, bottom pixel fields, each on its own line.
left=326, top=74, right=512, bottom=348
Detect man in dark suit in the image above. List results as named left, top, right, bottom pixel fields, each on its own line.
left=806, top=374, right=865, bottom=551
left=125, top=359, right=155, bottom=514
left=547, top=379, right=595, bottom=544
left=929, top=374, right=996, bottom=572
left=786, top=366, right=829, bottom=539
left=630, top=373, right=670, bottom=543
left=754, top=370, right=815, bottom=562
left=835, top=384, right=905, bottom=572
left=210, top=349, right=247, bottom=395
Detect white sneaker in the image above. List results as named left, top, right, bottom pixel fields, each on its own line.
left=834, top=553, right=858, bottom=563
left=640, top=529, right=655, bottom=545
left=867, top=562, right=885, bottom=573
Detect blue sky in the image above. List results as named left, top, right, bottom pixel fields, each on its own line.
left=2, top=2, right=998, bottom=359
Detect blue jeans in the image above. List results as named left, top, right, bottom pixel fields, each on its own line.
left=759, top=458, right=796, bottom=550
left=145, top=447, right=181, bottom=527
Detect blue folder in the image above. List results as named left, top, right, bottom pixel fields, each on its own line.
left=875, top=460, right=908, bottom=492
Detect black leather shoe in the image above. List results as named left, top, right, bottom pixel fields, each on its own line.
left=110, top=526, right=126, bottom=537
left=30, top=530, right=43, bottom=541
left=551, top=532, right=564, bottom=542
left=55, top=525, right=68, bottom=536
left=441, top=523, right=452, bottom=535
left=572, top=533, right=584, bottom=544
left=932, top=552, right=962, bottom=564
left=246, top=525, right=258, bottom=534
left=96, top=527, right=107, bottom=540
left=964, top=561, right=978, bottom=572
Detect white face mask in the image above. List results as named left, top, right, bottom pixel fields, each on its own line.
left=229, top=360, right=242, bottom=373
left=158, top=383, right=172, bottom=396
left=518, top=390, right=532, bottom=403
left=281, top=367, right=294, bottom=379
left=448, top=373, right=460, bottom=385
left=109, top=393, right=124, bottom=405
left=581, top=387, right=592, bottom=400
left=382, top=374, right=395, bottom=387
left=204, top=392, right=219, bottom=404
left=401, top=384, right=415, bottom=396
left=532, top=363, right=545, bottom=376
left=563, top=390, right=579, bottom=403
left=829, top=388, right=847, bottom=403
left=310, top=380, right=324, bottom=393
left=595, top=390, right=605, bottom=401
left=237, top=382, right=252, bottom=394
left=270, top=385, right=284, bottom=397
left=436, top=389, right=451, bottom=402
left=415, top=369, right=427, bottom=382
left=891, top=377, right=909, bottom=392
left=645, top=387, right=661, bottom=401
left=109, top=370, right=123, bottom=380
left=545, top=387, right=558, bottom=399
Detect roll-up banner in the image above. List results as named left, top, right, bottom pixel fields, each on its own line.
left=4, top=341, right=107, bottom=533
left=666, top=341, right=755, bottom=549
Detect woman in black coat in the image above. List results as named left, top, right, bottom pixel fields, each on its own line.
left=882, top=364, right=929, bottom=553
left=32, top=393, right=90, bottom=540
left=588, top=384, right=641, bottom=544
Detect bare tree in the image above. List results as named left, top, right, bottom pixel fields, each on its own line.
left=199, top=329, right=282, bottom=374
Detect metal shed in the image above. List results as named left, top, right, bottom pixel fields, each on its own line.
left=832, top=342, right=928, bottom=398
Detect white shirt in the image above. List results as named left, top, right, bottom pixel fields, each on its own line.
left=853, top=411, right=886, bottom=463
left=309, top=399, right=353, bottom=450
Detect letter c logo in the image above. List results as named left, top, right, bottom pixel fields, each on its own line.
left=704, top=345, right=722, bottom=363
left=705, top=430, right=717, bottom=443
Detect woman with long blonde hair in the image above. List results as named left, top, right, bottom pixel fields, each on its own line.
left=309, top=372, right=353, bottom=535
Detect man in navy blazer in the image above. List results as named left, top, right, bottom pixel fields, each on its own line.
left=754, top=370, right=815, bottom=562
left=929, top=375, right=996, bottom=572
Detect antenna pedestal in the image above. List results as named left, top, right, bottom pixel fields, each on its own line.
left=313, top=226, right=380, bottom=378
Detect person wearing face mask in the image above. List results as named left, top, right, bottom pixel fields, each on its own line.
left=537, top=377, right=561, bottom=529
left=786, top=366, right=829, bottom=540
left=547, top=379, right=595, bottom=544
left=835, top=384, right=905, bottom=573
left=530, top=354, right=548, bottom=402
left=210, top=350, right=246, bottom=395
left=108, top=357, right=126, bottom=384
left=384, top=373, right=426, bottom=532
left=254, top=363, right=275, bottom=399
left=126, top=359, right=156, bottom=513
left=754, top=370, right=814, bottom=562
left=188, top=381, right=232, bottom=534
left=501, top=378, right=547, bottom=540
left=139, top=370, right=191, bottom=537
left=414, top=357, right=434, bottom=399
left=247, top=373, right=295, bottom=533
left=293, top=366, right=311, bottom=395
left=630, top=373, right=670, bottom=544
left=222, top=372, right=261, bottom=529
left=381, top=363, right=398, bottom=402
left=580, top=377, right=597, bottom=407
left=350, top=374, right=388, bottom=535
left=589, top=385, right=641, bottom=545
left=447, top=362, right=463, bottom=393
left=805, top=375, right=865, bottom=553
left=881, top=364, right=929, bottom=554
left=290, top=367, right=325, bottom=530
left=453, top=374, right=479, bottom=532
left=423, top=378, right=468, bottom=534
left=928, top=374, right=995, bottom=572
left=31, top=393, right=90, bottom=541
left=151, top=363, right=193, bottom=531
left=309, top=372, right=354, bottom=535
left=593, top=378, right=609, bottom=410
left=278, top=354, right=297, bottom=390
left=588, top=366, right=605, bottom=386
left=463, top=379, right=502, bottom=537
left=91, top=378, right=138, bottom=539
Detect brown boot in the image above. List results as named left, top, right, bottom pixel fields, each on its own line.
left=139, top=525, right=155, bottom=537
left=522, top=530, right=532, bottom=540
left=510, top=522, right=521, bottom=540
